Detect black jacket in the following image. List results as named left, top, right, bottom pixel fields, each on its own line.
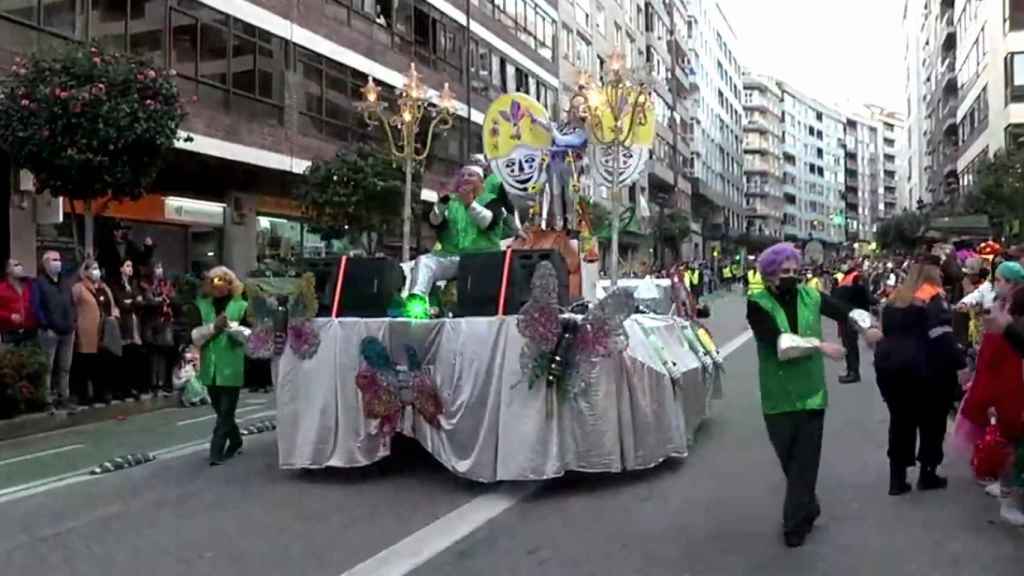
left=31, top=274, right=75, bottom=335
left=874, top=293, right=964, bottom=404
left=109, top=277, right=142, bottom=341
left=831, top=273, right=876, bottom=311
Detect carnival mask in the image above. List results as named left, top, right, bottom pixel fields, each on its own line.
left=483, top=93, right=553, bottom=203
left=595, top=143, right=646, bottom=188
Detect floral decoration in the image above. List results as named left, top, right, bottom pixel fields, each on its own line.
left=287, top=320, right=321, bottom=360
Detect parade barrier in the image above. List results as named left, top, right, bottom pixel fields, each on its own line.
left=275, top=315, right=719, bottom=483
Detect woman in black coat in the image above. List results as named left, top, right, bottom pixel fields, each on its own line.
left=109, top=258, right=147, bottom=399
left=874, top=255, right=965, bottom=496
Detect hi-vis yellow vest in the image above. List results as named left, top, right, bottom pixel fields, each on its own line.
left=747, top=269, right=764, bottom=295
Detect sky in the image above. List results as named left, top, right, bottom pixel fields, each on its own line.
left=717, top=0, right=906, bottom=114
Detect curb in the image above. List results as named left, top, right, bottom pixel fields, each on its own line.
left=0, top=396, right=180, bottom=442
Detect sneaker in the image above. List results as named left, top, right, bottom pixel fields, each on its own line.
left=999, top=498, right=1024, bottom=527
left=986, top=482, right=1007, bottom=498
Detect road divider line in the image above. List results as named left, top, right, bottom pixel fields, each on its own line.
left=0, top=444, right=85, bottom=467
left=242, top=399, right=269, bottom=405
left=176, top=405, right=267, bottom=426
left=339, top=326, right=752, bottom=575
left=719, top=329, right=752, bottom=358
left=339, top=484, right=538, bottom=576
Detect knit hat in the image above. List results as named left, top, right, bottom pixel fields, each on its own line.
left=996, top=261, right=1024, bottom=284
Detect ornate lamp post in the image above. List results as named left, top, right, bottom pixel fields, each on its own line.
left=568, top=48, right=652, bottom=286
left=358, top=63, right=457, bottom=262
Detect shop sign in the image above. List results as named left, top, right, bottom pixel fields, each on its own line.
left=164, top=197, right=225, bottom=226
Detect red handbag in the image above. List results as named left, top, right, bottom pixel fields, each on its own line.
left=972, top=424, right=1014, bottom=481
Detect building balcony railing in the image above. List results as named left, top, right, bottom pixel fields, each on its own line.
left=744, top=159, right=777, bottom=174
left=941, top=11, right=955, bottom=50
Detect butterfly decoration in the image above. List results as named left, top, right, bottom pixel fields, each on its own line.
left=355, top=336, right=444, bottom=437
left=517, top=262, right=635, bottom=396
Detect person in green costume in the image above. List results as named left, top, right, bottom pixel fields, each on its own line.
left=407, top=165, right=505, bottom=306
left=190, top=266, right=250, bottom=465
left=746, top=242, right=881, bottom=548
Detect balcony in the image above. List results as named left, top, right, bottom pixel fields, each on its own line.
left=845, top=175, right=858, bottom=188
left=744, top=135, right=774, bottom=153
left=744, top=157, right=776, bottom=174
left=941, top=11, right=956, bottom=51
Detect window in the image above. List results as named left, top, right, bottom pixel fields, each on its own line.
left=2, top=0, right=81, bottom=37
left=1008, top=0, right=1024, bottom=31
left=614, top=23, right=622, bottom=48
left=298, top=47, right=383, bottom=146
left=575, top=34, right=592, bottom=70
left=594, top=2, right=605, bottom=35
left=573, top=0, right=589, bottom=29
left=561, top=23, right=573, bottom=60
left=1008, top=52, right=1024, bottom=103
left=171, top=0, right=286, bottom=111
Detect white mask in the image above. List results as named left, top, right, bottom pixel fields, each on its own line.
left=46, top=260, right=62, bottom=277
left=88, top=269, right=102, bottom=283
left=154, top=267, right=164, bottom=278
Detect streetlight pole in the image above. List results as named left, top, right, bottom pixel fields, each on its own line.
left=569, top=48, right=652, bottom=288
left=358, top=64, right=456, bottom=262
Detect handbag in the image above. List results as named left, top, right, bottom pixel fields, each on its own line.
left=100, top=316, right=123, bottom=357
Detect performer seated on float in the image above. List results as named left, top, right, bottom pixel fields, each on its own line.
left=406, top=165, right=505, bottom=318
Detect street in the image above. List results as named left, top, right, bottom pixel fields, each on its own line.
left=1, top=291, right=1021, bottom=576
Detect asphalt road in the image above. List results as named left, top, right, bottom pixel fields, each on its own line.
left=1, top=291, right=1021, bottom=576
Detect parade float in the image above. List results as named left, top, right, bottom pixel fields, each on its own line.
left=273, top=53, right=727, bottom=482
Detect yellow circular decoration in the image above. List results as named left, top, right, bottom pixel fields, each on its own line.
left=482, top=93, right=553, bottom=199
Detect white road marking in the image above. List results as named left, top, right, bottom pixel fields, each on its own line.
left=242, top=399, right=268, bottom=405
left=176, top=405, right=268, bottom=426
left=0, top=444, right=85, bottom=467
left=339, top=484, right=538, bottom=576
left=719, top=329, right=753, bottom=357
left=339, top=324, right=753, bottom=576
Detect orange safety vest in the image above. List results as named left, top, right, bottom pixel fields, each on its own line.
left=913, top=283, right=943, bottom=302
left=838, top=271, right=860, bottom=287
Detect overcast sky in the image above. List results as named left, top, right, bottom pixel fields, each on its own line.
left=717, top=0, right=906, bottom=115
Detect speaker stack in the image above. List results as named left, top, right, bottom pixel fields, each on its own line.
left=456, top=250, right=570, bottom=317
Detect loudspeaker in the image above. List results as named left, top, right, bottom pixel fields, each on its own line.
left=330, top=256, right=405, bottom=318
left=456, top=250, right=569, bottom=317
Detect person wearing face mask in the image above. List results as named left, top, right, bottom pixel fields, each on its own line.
left=110, top=258, right=147, bottom=399
left=70, top=259, right=119, bottom=406
left=32, top=250, right=76, bottom=412
left=746, top=242, right=882, bottom=548
left=141, top=262, right=176, bottom=395
left=873, top=254, right=965, bottom=498
left=0, top=258, right=38, bottom=346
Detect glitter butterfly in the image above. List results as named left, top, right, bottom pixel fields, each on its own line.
left=517, top=262, right=634, bottom=395
left=355, top=336, right=444, bottom=436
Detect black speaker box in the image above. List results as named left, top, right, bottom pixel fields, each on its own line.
left=331, top=257, right=405, bottom=318
left=456, top=250, right=569, bottom=317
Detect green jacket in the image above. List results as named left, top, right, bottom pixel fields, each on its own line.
left=196, top=296, right=248, bottom=388
left=749, top=285, right=827, bottom=415
left=436, top=184, right=503, bottom=255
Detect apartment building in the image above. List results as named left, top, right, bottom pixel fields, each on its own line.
left=685, top=0, right=743, bottom=249
left=844, top=106, right=907, bottom=239
left=903, top=0, right=927, bottom=209
left=955, top=0, right=1024, bottom=192
left=741, top=73, right=784, bottom=239
left=903, top=0, right=959, bottom=208
left=1, top=0, right=558, bottom=273
left=779, top=82, right=846, bottom=244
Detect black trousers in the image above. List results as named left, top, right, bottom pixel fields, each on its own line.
left=840, top=324, right=859, bottom=376
left=208, top=385, right=242, bottom=461
left=765, top=409, right=825, bottom=535
left=885, top=394, right=947, bottom=469
left=71, top=352, right=107, bottom=404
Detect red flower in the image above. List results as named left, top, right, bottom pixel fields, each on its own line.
left=19, top=99, right=29, bottom=107
left=70, top=102, right=82, bottom=113
left=190, top=95, right=199, bottom=104
left=167, top=68, right=177, bottom=77
left=136, top=73, right=145, bottom=82
left=145, top=69, right=156, bottom=79
left=92, top=57, right=101, bottom=65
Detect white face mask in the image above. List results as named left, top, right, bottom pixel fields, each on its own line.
left=88, top=268, right=102, bottom=283
left=46, top=260, right=62, bottom=277
left=154, top=267, right=164, bottom=278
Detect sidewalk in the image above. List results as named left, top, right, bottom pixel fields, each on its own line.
left=0, top=396, right=180, bottom=442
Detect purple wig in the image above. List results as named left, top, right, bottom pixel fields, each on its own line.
left=758, top=242, right=802, bottom=277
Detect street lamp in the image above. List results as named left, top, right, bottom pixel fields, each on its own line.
left=358, top=63, right=457, bottom=262
left=568, top=47, right=652, bottom=286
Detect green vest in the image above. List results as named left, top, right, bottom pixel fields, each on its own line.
left=196, top=296, right=248, bottom=388
left=749, top=285, right=827, bottom=415
left=437, top=184, right=502, bottom=255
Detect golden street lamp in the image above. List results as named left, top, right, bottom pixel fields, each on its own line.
left=568, top=47, right=652, bottom=286
left=358, top=63, right=457, bottom=262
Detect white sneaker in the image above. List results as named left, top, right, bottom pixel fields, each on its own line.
left=986, top=482, right=1005, bottom=498
left=999, top=498, right=1024, bottom=527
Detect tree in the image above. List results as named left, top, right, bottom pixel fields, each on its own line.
left=0, top=44, right=189, bottom=255
left=963, top=147, right=1024, bottom=241
left=875, top=211, right=927, bottom=251
left=298, top=146, right=412, bottom=255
